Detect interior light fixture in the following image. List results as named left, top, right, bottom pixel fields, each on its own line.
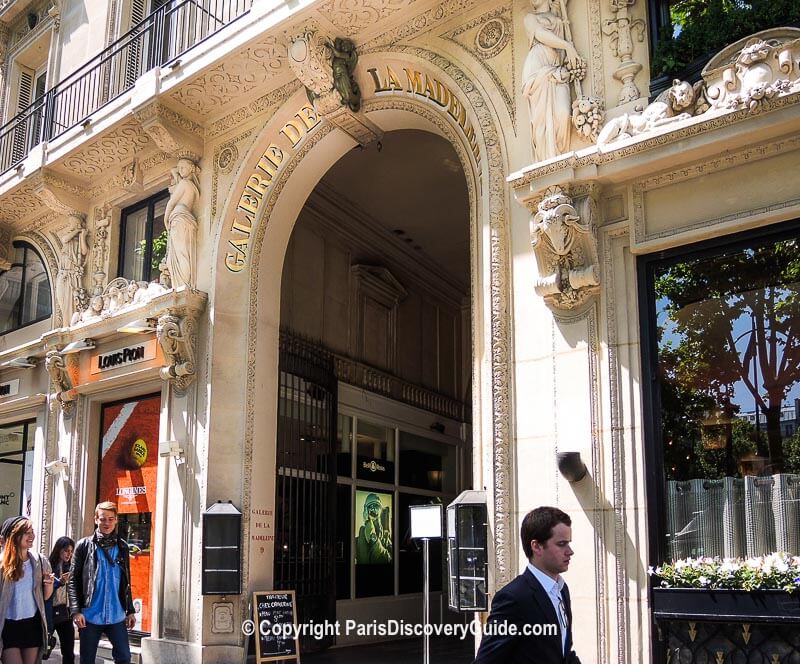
left=61, top=338, right=95, bottom=354
left=117, top=318, right=157, bottom=334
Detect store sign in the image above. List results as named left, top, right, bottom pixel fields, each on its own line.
left=91, top=340, right=156, bottom=375
left=225, top=103, right=323, bottom=274
left=0, top=379, right=19, bottom=398
left=367, top=65, right=481, bottom=167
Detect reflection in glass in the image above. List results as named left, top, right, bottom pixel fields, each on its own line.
left=653, top=235, right=800, bottom=559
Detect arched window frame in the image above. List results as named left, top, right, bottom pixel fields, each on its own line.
left=0, top=241, right=53, bottom=334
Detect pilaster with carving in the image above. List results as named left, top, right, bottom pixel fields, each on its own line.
left=601, top=0, right=645, bottom=104
left=529, top=185, right=600, bottom=310
left=157, top=313, right=197, bottom=392
left=45, top=350, right=76, bottom=417
left=0, top=21, right=9, bottom=122
left=288, top=31, right=382, bottom=146
left=91, top=207, right=111, bottom=296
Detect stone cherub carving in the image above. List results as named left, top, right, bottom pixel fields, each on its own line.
left=328, top=37, right=360, bottom=112
left=70, top=277, right=168, bottom=326
left=530, top=187, right=599, bottom=309
left=163, top=158, right=200, bottom=290
left=597, top=79, right=700, bottom=145
left=55, top=215, right=89, bottom=327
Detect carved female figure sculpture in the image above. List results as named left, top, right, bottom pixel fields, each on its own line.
left=163, top=158, right=200, bottom=290
left=522, top=0, right=581, bottom=162
left=55, top=215, right=89, bottom=327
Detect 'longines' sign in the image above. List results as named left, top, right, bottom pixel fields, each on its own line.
left=90, top=341, right=157, bottom=375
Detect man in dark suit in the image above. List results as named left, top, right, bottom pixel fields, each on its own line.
left=474, top=506, right=581, bottom=664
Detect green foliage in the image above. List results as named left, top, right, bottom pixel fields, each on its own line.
left=651, top=553, right=800, bottom=592
left=136, top=230, right=168, bottom=276
left=655, top=238, right=800, bottom=473
left=651, top=0, right=800, bottom=77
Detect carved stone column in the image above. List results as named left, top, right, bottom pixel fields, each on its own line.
left=0, top=21, right=9, bottom=122
left=602, top=0, right=645, bottom=104
left=157, top=313, right=197, bottom=392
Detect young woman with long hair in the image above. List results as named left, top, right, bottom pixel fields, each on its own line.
left=46, top=537, right=75, bottom=664
left=0, top=517, right=53, bottom=664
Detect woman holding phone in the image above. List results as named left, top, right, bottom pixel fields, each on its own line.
left=46, top=537, right=75, bottom=663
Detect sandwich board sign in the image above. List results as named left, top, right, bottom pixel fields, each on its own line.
left=253, top=590, right=300, bottom=662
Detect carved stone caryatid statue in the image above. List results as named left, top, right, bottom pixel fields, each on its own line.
left=55, top=214, right=89, bottom=327
left=522, top=0, right=584, bottom=161
left=530, top=186, right=599, bottom=309
left=163, top=158, right=199, bottom=290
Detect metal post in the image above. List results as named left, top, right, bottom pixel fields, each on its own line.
left=423, top=536, right=430, bottom=664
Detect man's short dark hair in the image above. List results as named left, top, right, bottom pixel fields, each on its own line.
left=521, top=507, right=571, bottom=558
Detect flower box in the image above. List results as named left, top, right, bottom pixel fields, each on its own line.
left=652, top=588, right=800, bottom=623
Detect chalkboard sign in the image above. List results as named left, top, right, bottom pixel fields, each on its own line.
left=253, top=590, right=300, bottom=663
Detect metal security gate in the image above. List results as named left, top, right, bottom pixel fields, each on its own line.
left=275, top=333, right=337, bottom=652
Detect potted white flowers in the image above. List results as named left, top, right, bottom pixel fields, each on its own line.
left=650, top=554, right=800, bottom=621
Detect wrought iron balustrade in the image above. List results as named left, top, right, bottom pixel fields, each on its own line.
left=0, top=0, right=250, bottom=175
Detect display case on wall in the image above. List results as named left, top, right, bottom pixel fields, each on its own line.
left=446, top=490, right=488, bottom=612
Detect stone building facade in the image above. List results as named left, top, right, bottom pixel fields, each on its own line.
left=0, top=0, right=798, bottom=661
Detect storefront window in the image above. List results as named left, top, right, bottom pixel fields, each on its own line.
left=0, top=420, right=34, bottom=521
left=399, top=432, right=457, bottom=493
left=645, top=227, right=800, bottom=560
left=98, top=395, right=160, bottom=634
left=0, top=243, right=51, bottom=333
left=119, top=192, right=168, bottom=283
left=355, top=420, right=394, bottom=483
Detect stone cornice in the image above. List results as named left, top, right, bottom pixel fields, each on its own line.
left=509, top=90, right=800, bottom=199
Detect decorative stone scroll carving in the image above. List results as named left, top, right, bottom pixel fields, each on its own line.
left=289, top=31, right=382, bottom=147
left=601, top=0, right=645, bottom=103
left=597, top=28, right=800, bottom=145
left=163, top=158, right=200, bottom=290
left=55, top=215, right=89, bottom=328
left=529, top=186, right=599, bottom=309
left=132, top=102, right=202, bottom=161
left=157, top=313, right=197, bottom=392
left=522, top=0, right=604, bottom=160
left=70, top=277, right=168, bottom=326
left=45, top=350, right=76, bottom=417
left=703, top=28, right=800, bottom=111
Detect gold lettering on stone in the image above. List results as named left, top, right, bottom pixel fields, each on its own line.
left=225, top=103, right=322, bottom=273
left=371, top=65, right=481, bottom=168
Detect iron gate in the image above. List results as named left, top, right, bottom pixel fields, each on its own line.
left=274, top=333, right=337, bottom=652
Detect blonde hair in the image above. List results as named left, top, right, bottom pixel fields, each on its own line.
left=95, top=501, right=118, bottom=517
left=1, top=518, right=32, bottom=582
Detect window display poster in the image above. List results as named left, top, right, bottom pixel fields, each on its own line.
left=0, top=461, right=20, bottom=523
left=98, top=395, right=160, bottom=634
left=355, top=489, right=393, bottom=565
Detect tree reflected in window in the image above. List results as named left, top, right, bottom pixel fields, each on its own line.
left=652, top=234, right=800, bottom=559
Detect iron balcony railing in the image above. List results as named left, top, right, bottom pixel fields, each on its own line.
left=0, top=0, right=251, bottom=175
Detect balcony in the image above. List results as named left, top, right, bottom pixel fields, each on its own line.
left=0, top=0, right=251, bottom=175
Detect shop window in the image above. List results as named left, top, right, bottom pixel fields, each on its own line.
left=0, top=242, right=52, bottom=333
left=337, top=414, right=352, bottom=477
left=0, top=420, right=35, bottom=522
left=398, top=493, right=443, bottom=594
left=119, top=191, right=168, bottom=283
left=642, top=224, right=800, bottom=562
left=98, top=394, right=161, bottom=634
left=355, top=420, right=394, bottom=483
left=354, top=487, right=394, bottom=597
left=399, top=432, right=457, bottom=493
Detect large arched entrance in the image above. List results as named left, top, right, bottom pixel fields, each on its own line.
left=205, top=50, right=512, bottom=655
left=276, top=128, right=471, bottom=649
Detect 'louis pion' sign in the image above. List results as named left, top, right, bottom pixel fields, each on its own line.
left=90, top=340, right=157, bottom=375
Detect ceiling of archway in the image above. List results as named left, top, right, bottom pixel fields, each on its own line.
left=319, top=129, right=470, bottom=291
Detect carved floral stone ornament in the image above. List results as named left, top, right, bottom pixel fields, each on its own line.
left=530, top=186, right=599, bottom=310
left=157, top=313, right=197, bottom=392
left=70, top=277, right=168, bottom=327
left=597, top=28, right=800, bottom=146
